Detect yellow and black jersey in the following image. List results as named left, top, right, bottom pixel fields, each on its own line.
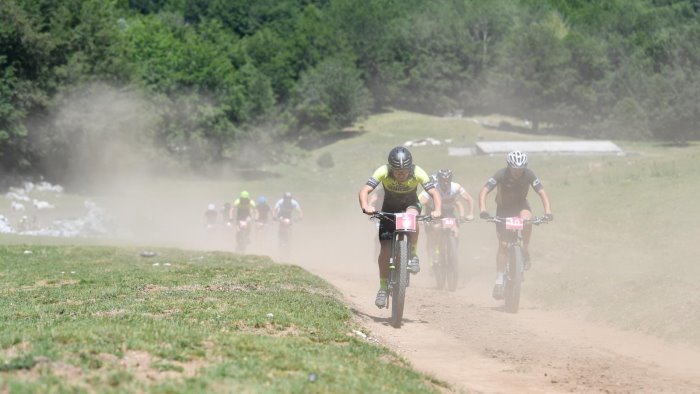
left=232, top=198, right=256, bottom=221
left=366, top=165, right=435, bottom=210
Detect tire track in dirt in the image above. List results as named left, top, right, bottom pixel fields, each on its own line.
left=298, top=258, right=700, bottom=393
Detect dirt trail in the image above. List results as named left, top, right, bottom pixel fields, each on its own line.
left=292, top=242, right=700, bottom=393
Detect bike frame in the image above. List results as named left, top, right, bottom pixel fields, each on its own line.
left=487, top=216, right=546, bottom=313
left=433, top=217, right=464, bottom=291
left=372, top=211, right=432, bottom=328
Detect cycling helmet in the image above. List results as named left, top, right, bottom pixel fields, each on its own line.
left=257, top=196, right=266, bottom=204
left=437, top=169, right=453, bottom=190
left=240, top=190, right=250, bottom=199
left=207, top=203, right=216, bottom=211
left=283, top=192, right=292, bottom=200
left=506, top=150, right=528, bottom=168
left=388, top=146, right=413, bottom=170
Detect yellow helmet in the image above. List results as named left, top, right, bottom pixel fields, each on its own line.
left=240, top=190, right=250, bottom=199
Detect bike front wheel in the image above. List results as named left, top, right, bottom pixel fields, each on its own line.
left=390, top=234, right=409, bottom=328
left=504, top=244, right=523, bottom=313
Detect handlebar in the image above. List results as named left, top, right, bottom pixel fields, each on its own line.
left=483, top=216, right=550, bottom=225
left=369, top=211, right=435, bottom=223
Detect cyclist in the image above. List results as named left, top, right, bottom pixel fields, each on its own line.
left=273, top=192, right=303, bottom=222
left=204, top=203, right=218, bottom=228
left=419, top=169, right=475, bottom=269
left=229, top=191, right=257, bottom=229
left=358, top=146, right=442, bottom=308
left=478, top=150, right=552, bottom=300
left=256, top=195, right=272, bottom=224
left=255, top=195, right=272, bottom=243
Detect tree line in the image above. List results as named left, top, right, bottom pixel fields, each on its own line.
left=2, top=0, right=699, bottom=184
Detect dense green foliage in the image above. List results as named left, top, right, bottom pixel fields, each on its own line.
left=1, top=0, right=699, bottom=182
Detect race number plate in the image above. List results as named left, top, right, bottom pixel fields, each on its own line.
left=505, top=217, right=524, bottom=230
left=395, top=213, right=417, bottom=231
left=441, top=217, right=457, bottom=229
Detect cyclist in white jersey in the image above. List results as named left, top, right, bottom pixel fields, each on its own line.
left=419, top=169, right=474, bottom=268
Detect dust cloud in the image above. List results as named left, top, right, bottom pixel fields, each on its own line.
left=23, top=82, right=374, bottom=266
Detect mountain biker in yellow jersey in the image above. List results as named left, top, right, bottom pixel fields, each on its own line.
left=358, top=146, right=442, bottom=308
left=478, top=151, right=552, bottom=300
left=229, top=190, right=258, bottom=226
left=419, top=169, right=475, bottom=268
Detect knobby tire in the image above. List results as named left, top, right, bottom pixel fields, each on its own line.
left=435, top=234, right=447, bottom=290
left=446, top=235, right=459, bottom=292
left=505, top=244, right=523, bottom=313
left=391, top=235, right=409, bottom=328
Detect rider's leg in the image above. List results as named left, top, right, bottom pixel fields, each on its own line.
left=377, top=240, right=392, bottom=286
left=375, top=225, right=392, bottom=307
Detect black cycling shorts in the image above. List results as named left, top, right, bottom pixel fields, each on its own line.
left=495, top=200, right=531, bottom=241
left=378, top=201, right=422, bottom=241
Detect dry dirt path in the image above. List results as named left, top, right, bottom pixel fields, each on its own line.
left=294, top=254, right=700, bottom=393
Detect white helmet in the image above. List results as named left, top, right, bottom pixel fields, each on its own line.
left=506, top=150, right=528, bottom=168
left=207, top=203, right=216, bottom=210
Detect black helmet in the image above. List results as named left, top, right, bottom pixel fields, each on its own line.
left=388, top=146, right=413, bottom=170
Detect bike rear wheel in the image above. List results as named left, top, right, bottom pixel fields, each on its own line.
left=446, top=235, right=459, bottom=292
left=504, top=244, right=523, bottom=313
left=434, top=236, right=447, bottom=290
left=390, top=234, right=409, bottom=328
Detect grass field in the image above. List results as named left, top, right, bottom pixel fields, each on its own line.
left=0, top=245, right=444, bottom=393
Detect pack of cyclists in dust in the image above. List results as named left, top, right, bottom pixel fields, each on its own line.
left=204, top=191, right=303, bottom=256
left=359, top=146, right=552, bottom=309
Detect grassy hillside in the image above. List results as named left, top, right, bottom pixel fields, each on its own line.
left=0, top=245, right=444, bottom=393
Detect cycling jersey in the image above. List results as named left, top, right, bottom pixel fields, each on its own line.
left=484, top=168, right=543, bottom=209
left=275, top=198, right=300, bottom=219
left=420, top=182, right=466, bottom=217
left=257, top=203, right=271, bottom=223
left=232, top=198, right=256, bottom=221
left=366, top=165, right=434, bottom=211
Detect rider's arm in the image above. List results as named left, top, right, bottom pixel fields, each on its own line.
left=427, top=188, right=442, bottom=217
left=359, top=184, right=375, bottom=214
left=459, top=189, right=475, bottom=218
left=418, top=190, right=430, bottom=215
left=478, top=185, right=491, bottom=213
left=537, top=188, right=552, bottom=215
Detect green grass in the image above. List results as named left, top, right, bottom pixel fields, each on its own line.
left=0, top=245, right=444, bottom=393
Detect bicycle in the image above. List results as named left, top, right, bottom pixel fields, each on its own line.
left=484, top=215, right=548, bottom=313
left=235, top=219, right=252, bottom=253
left=276, top=216, right=294, bottom=260
left=371, top=211, right=432, bottom=328
left=431, top=217, right=469, bottom=291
